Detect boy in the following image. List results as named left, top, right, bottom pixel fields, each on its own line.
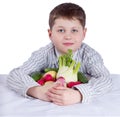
left=7, top=2, right=112, bottom=106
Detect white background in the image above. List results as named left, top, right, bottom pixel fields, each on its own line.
left=0, top=0, right=120, bottom=74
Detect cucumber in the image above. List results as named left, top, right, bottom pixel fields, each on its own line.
left=77, top=72, right=88, bottom=83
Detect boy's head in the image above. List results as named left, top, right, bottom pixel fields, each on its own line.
left=48, top=2, right=87, bottom=54
left=49, top=2, right=86, bottom=29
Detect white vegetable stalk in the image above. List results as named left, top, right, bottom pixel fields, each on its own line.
left=56, top=49, right=80, bottom=83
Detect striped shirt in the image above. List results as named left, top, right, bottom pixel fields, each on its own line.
left=7, top=42, right=112, bottom=103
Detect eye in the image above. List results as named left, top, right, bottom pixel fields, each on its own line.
left=58, top=29, right=65, bottom=33
left=71, top=29, right=78, bottom=33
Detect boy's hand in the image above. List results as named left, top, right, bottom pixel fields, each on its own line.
left=27, top=81, right=55, bottom=102
left=46, top=84, right=82, bottom=106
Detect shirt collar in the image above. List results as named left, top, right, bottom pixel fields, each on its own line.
left=55, top=48, right=78, bottom=60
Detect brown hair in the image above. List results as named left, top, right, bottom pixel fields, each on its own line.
left=49, top=2, right=86, bottom=29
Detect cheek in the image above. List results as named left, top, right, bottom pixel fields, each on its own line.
left=50, top=36, right=60, bottom=45
left=75, top=36, right=83, bottom=43
left=76, top=41, right=82, bottom=48
left=52, top=33, right=63, bottom=42
left=77, top=33, right=85, bottom=42
left=75, top=37, right=83, bottom=47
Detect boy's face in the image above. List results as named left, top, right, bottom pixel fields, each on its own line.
left=48, top=18, right=87, bottom=54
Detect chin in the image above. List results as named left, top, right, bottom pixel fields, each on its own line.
left=63, top=48, right=73, bottom=54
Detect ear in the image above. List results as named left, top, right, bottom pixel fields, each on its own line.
left=83, top=28, right=87, bottom=37
left=48, top=29, right=52, bottom=39
left=82, top=28, right=87, bottom=40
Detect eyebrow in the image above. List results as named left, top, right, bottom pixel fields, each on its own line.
left=55, top=26, right=81, bottom=29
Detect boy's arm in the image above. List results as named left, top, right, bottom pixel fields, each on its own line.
left=73, top=52, right=112, bottom=103
left=7, top=48, right=47, bottom=98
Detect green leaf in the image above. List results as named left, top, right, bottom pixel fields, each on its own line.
left=31, top=71, right=43, bottom=81
left=77, top=72, right=88, bottom=83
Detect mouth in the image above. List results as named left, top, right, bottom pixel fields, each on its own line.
left=63, top=42, right=74, bottom=46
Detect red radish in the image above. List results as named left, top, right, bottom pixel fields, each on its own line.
left=56, top=77, right=66, bottom=86
left=44, top=74, right=55, bottom=82
left=67, top=81, right=81, bottom=88
left=37, top=74, right=55, bottom=85
left=37, top=79, right=45, bottom=85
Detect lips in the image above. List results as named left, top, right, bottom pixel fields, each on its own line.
left=63, top=43, right=74, bottom=46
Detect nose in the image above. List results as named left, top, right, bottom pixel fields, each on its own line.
left=64, top=32, right=72, bottom=40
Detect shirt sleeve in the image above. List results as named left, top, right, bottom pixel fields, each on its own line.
left=74, top=49, right=112, bottom=103
left=7, top=48, right=47, bottom=98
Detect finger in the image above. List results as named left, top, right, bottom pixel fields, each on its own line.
left=49, top=96, right=62, bottom=104
left=51, top=84, right=67, bottom=90
left=46, top=89, right=61, bottom=98
left=54, top=86, right=67, bottom=90
left=48, top=87, right=66, bottom=96
left=53, top=82, right=62, bottom=87
left=46, top=91, right=62, bottom=103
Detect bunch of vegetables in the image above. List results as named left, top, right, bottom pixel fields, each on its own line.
left=30, top=49, right=88, bottom=88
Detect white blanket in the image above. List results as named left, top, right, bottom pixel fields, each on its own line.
left=0, top=74, right=120, bottom=117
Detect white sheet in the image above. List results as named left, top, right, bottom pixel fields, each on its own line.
left=0, top=74, right=120, bottom=117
